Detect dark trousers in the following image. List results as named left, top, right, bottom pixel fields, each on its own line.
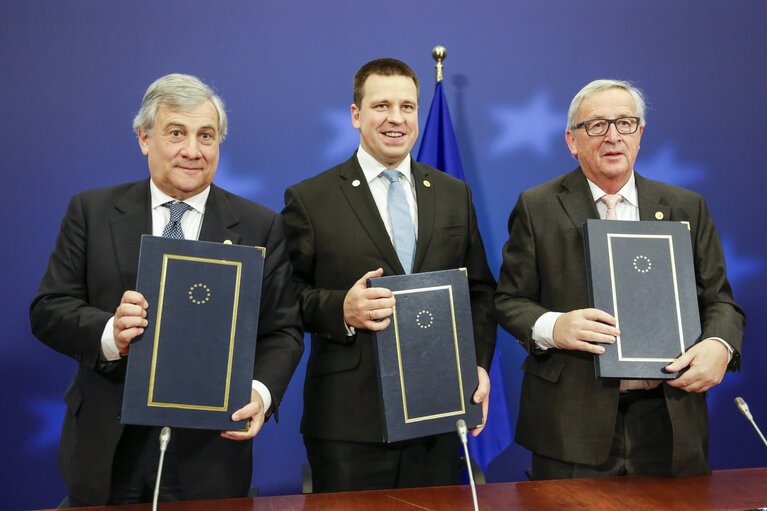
left=107, top=425, right=183, bottom=504
left=532, top=386, right=673, bottom=480
left=304, top=433, right=461, bottom=493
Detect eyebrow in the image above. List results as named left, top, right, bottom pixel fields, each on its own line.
left=163, top=121, right=217, bottom=133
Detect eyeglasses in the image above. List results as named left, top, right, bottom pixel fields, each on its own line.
left=574, top=116, right=640, bottom=137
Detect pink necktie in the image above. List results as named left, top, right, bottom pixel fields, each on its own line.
left=600, top=194, right=623, bottom=220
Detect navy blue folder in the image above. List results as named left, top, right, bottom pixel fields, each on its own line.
left=583, top=220, right=701, bottom=379
left=121, top=235, right=264, bottom=430
left=368, top=269, right=483, bottom=443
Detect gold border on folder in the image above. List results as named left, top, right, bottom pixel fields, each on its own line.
left=391, top=284, right=466, bottom=423
left=606, top=234, right=685, bottom=363
left=147, top=254, right=242, bottom=411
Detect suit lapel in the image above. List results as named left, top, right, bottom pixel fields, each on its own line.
left=411, top=161, right=434, bottom=272
left=557, top=168, right=600, bottom=238
left=635, top=172, right=672, bottom=222
left=338, top=155, right=404, bottom=273
left=199, top=184, right=242, bottom=244
left=111, top=179, right=152, bottom=290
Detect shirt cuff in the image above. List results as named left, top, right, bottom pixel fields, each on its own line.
left=101, top=317, right=121, bottom=361
left=344, top=322, right=356, bottom=336
left=532, top=311, right=563, bottom=350
left=706, top=337, right=734, bottom=363
left=252, top=380, right=272, bottom=413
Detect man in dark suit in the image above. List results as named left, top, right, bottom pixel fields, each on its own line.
left=281, top=58, right=496, bottom=492
left=30, top=73, right=304, bottom=506
left=496, top=79, right=745, bottom=479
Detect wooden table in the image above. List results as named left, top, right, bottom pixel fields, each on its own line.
left=41, top=467, right=767, bottom=511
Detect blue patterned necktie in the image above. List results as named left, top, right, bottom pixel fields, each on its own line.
left=162, top=201, right=189, bottom=239
left=382, top=169, right=416, bottom=273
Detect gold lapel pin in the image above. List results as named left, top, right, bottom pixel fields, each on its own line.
left=423, top=180, right=431, bottom=188
left=655, top=211, right=664, bottom=220
left=352, top=179, right=361, bottom=187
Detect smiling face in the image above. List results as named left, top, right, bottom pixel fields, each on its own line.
left=565, top=87, right=643, bottom=193
left=138, top=100, right=220, bottom=200
left=351, top=73, right=418, bottom=168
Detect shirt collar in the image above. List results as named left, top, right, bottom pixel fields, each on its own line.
left=587, top=172, right=638, bottom=208
left=149, top=178, right=210, bottom=213
left=355, top=145, right=412, bottom=185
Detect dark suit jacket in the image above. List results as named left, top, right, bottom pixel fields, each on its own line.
left=30, top=179, right=304, bottom=505
left=495, top=168, right=745, bottom=477
left=282, top=154, right=496, bottom=443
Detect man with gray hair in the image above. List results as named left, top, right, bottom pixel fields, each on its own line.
left=495, top=79, right=744, bottom=479
left=30, top=73, right=304, bottom=506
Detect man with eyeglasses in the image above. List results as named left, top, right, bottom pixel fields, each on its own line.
left=495, top=79, right=744, bottom=479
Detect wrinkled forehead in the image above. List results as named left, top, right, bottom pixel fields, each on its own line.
left=578, top=88, right=637, bottom=119
left=156, top=101, right=219, bottom=130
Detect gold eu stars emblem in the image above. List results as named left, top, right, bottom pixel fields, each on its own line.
left=188, top=283, right=212, bottom=305
left=416, top=309, right=434, bottom=329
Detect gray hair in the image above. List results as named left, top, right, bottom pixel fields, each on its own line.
left=566, top=79, right=647, bottom=131
left=133, top=73, right=228, bottom=141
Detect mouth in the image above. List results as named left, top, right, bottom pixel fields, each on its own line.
left=382, top=131, right=405, bottom=139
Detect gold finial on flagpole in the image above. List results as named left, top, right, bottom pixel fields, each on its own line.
left=432, top=46, right=446, bottom=83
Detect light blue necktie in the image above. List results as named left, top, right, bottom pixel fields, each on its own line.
left=162, top=201, right=189, bottom=239
left=382, top=169, right=416, bottom=273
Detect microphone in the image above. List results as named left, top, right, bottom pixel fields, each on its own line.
left=153, top=427, right=172, bottom=511
left=735, top=397, right=767, bottom=448
left=456, top=419, right=480, bottom=511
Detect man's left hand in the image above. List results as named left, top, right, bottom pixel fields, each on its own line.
left=221, top=388, right=265, bottom=440
left=471, top=366, right=490, bottom=437
left=665, top=338, right=729, bottom=393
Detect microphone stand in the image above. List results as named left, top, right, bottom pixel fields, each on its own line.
left=456, top=419, right=480, bottom=511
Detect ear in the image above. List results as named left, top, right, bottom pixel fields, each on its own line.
left=137, top=128, right=151, bottom=156
left=350, top=103, right=361, bottom=129
left=565, top=130, right=578, bottom=158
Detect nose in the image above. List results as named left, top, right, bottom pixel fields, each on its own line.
left=180, top=137, right=202, bottom=158
left=387, top=107, right=404, bottom=124
left=604, top=122, right=621, bottom=143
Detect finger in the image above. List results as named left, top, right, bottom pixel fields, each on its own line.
left=355, top=268, right=384, bottom=288
left=115, top=314, right=149, bottom=331
left=222, top=410, right=265, bottom=440
left=116, top=303, right=148, bottom=320
left=665, top=352, right=693, bottom=373
left=121, top=290, right=148, bottom=308
left=573, top=341, right=607, bottom=354
left=364, top=295, right=396, bottom=309
left=580, top=330, right=617, bottom=344
left=368, top=307, right=394, bottom=321
left=366, top=317, right=391, bottom=332
left=584, top=308, right=617, bottom=325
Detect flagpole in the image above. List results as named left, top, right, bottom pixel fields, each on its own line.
left=432, top=45, right=446, bottom=83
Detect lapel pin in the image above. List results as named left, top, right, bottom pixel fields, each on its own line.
left=655, top=211, right=664, bottom=220
left=423, top=180, right=431, bottom=188
left=352, top=179, right=360, bottom=187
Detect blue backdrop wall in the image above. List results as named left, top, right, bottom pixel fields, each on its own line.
left=2, top=2, right=765, bottom=509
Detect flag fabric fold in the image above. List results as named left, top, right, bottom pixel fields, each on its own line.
left=417, top=80, right=513, bottom=470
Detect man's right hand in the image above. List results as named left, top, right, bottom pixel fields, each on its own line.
left=552, top=308, right=618, bottom=354
left=343, top=268, right=396, bottom=332
left=113, top=290, right=149, bottom=355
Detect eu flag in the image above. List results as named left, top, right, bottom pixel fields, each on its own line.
left=417, top=79, right=513, bottom=470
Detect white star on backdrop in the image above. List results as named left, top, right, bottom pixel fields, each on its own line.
left=636, top=145, right=705, bottom=186
left=322, top=108, right=358, bottom=162
left=489, top=91, right=565, bottom=157
left=213, top=155, right=263, bottom=199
